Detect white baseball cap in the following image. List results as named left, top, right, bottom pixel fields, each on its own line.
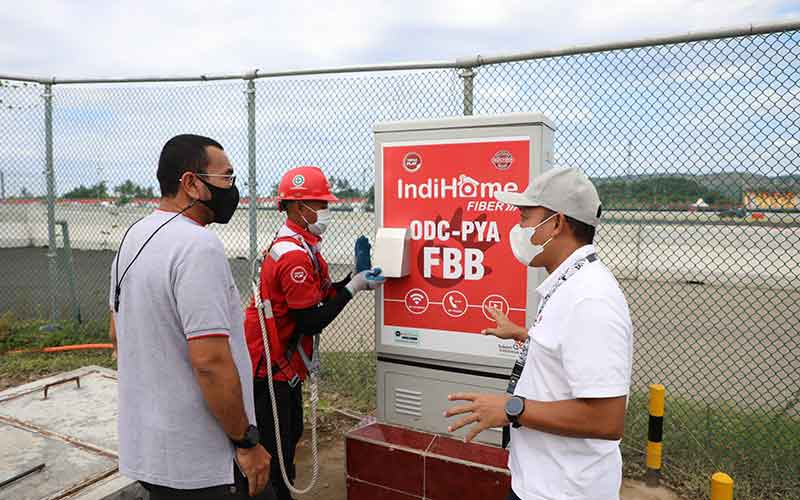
left=495, top=167, right=602, bottom=227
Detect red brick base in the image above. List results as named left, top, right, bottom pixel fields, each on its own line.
left=346, top=422, right=511, bottom=500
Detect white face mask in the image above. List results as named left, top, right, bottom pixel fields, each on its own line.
left=302, top=203, right=333, bottom=235
left=509, top=213, right=557, bottom=267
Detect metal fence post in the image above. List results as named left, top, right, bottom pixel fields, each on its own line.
left=459, top=67, right=475, bottom=115
left=44, top=82, right=58, bottom=323
left=56, top=221, right=81, bottom=323
left=246, top=76, right=258, bottom=264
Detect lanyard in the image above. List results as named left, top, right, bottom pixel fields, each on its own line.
left=505, top=253, right=598, bottom=395
left=113, top=207, right=192, bottom=312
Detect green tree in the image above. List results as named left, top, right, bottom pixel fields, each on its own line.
left=365, top=185, right=374, bottom=210
left=63, top=182, right=109, bottom=199
left=595, top=176, right=735, bottom=209
left=113, top=180, right=155, bottom=205
left=329, top=176, right=362, bottom=199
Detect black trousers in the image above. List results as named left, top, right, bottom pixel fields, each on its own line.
left=254, top=379, right=304, bottom=500
left=506, top=487, right=521, bottom=500
left=141, top=463, right=275, bottom=499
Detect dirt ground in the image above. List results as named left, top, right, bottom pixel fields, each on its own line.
left=292, top=412, right=352, bottom=500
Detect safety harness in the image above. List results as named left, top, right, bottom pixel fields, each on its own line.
left=258, top=234, right=323, bottom=387
left=251, top=233, right=322, bottom=495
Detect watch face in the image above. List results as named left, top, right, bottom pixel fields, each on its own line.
left=246, top=425, right=260, bottom=444
left=507, top=396, right=524, bottom=416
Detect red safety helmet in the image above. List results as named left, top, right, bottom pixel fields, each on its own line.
left=277, top=166, right=338, bottom=206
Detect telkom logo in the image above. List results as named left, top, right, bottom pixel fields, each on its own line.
left=397, top=175, right=518, bottom=200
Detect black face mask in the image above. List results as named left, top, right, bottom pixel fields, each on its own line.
left=197, top=177, right=239, bottom=224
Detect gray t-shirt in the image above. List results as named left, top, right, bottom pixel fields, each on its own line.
left=109, top=210, right=256, bottom=489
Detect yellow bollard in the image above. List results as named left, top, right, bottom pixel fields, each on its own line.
left=710, top=472, right=733, bottom=500
left=645, top=384, right=665, bottom=487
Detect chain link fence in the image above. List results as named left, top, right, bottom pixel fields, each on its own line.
left=1, top=23, right=798, bottom=497
left=475, top=30, right=800, bottom=497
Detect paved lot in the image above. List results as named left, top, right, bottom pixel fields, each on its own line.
left=3, top=204, right=799, bottom=289
left=2, top=203, right=799, bottom=417
left=1, top=244, right=797, bottom=416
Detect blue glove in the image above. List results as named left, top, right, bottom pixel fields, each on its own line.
left=355, top=235, right=372, bottom=274
left=345, top=267, right=385, bottom=296
left=365, top=267, right=384, bottom=284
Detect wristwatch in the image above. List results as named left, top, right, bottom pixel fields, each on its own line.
left=505, top=396, right=527, bottom=428
left=231, top=425, right=260, bottom=449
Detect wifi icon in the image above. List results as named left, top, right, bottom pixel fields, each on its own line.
left=404, top=288, right=429, bottom=315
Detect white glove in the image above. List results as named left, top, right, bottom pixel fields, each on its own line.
left=345, top=268, right=385, bottom=296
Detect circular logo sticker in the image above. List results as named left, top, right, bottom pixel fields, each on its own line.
left=403, top=152, right=422, bottom=173
left=491, top=150, right=514, bottom=171
left=481, top=294, right=510, bottom=321
left=290, top=266, right=308, bottom=283
left=442, top=290, right=468, bottom=318
left=404, top=288, right=429, bottom=315
left=292, top=174, right=305, bottom=187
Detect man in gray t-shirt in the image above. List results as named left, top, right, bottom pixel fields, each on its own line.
left=109, top=135, right=272, bottom=499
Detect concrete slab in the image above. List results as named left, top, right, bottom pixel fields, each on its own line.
left=0, top=424, right=116, bottom=500
left=0, top=366, right=145, bottom=500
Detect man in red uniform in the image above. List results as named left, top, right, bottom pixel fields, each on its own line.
left=244, top=166, right=383, bottom=500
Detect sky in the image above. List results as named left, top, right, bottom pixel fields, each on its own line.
left=2, top=1, right=799, bottom=78
left=0, top=1, right=799, bottom=199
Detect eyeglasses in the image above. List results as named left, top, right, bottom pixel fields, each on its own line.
left=195, top=173, right=237, bottom=187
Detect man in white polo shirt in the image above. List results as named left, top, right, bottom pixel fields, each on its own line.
left=445, top=168, right=633, bottom=500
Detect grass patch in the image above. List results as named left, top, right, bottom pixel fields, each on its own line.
left=0, top=314, right=115, bottom=389
left=622, top=390, right=800, bottom=499
left=319, top=351, right=376, bottom=414
left=4, top=316, right=796, bottom=499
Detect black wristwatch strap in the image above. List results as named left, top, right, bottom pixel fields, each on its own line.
left=231, top=425, right=259, bottom=449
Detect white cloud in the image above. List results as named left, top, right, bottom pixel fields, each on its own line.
left=1, top=1, right=797, bottom=196
left=669, top=64, right=761, bottom=83
left=1, top=1, right=797, bottom=78
left=747, top=86, right=800, bottom=111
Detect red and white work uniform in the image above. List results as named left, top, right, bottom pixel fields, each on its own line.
left=244, top=220, right=334, bottom=383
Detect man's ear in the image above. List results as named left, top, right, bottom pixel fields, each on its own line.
left=181, top=172, right=204, bottom=201
left=552, top=213, right=567, bottom=237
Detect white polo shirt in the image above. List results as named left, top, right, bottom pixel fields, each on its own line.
left=509, top=244, right=633, bottom=500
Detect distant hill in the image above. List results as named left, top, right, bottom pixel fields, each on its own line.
left=591, top=171, right=800, bottom=207
left=694, top=173, right=800, bottom=198
left=590, top=171, right=800, bottom=209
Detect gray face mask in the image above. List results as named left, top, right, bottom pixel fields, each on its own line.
left=301, top=203, right=333, bottom=235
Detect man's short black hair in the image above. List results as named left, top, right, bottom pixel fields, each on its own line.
left=157, top=134, right=223, bottom=197
left=542, top=208, right=596, bottom=245
left=565, top=216, right=595, bottom=245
